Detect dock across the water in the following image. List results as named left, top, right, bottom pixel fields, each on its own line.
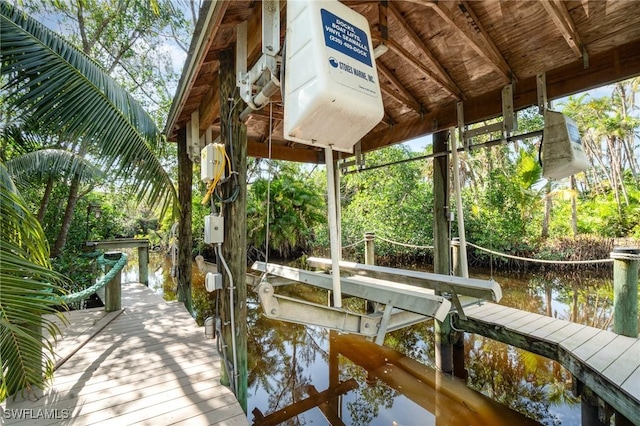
left=1, top=283, right=249, bottom=426
left=459, top=301, right=640, bottom=426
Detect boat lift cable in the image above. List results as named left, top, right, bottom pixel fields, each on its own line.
left=261, top=102, right=274, bottom=282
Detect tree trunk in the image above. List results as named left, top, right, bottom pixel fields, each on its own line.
left=51, top=175, right=81, bottom=257
left=570, top=175, right=578, bottom=236
left=541, top=183, right=552, bottom=239
left=37, top=176, right=55, bottom=223
left=176, top=127, right=193, bottom=313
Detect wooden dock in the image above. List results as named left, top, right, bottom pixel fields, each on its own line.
left=1, top=283, right=249, bottom=426
left=458, top=301, right=640, bottom=425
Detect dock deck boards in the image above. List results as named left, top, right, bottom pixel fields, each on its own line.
left=463, top=302, right=640, bottom=424
left=2, top=283, right=249, bottom=426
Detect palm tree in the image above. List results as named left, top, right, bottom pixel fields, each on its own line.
left=1, top=1, right=178, bottom=251
left=0, top=1, right=178, bottom=400
left=0, top=164, right=67, bottom=401
left=5, top=146, right=103, bottom=223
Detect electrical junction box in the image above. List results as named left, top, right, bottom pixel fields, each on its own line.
left=205, top=272, right=222, bottom=292
left=283, top=0, right=384, bottom=152
left=200, top=143, right=225, bottom=183
left=204, top=214, right=224, bottom=244
left=542, top=110, right=589, bottom=180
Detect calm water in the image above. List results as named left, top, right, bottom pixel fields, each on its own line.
left=120, top=250, right=622, bottom=425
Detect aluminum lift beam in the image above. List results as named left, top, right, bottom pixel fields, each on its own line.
left=252, top=262, right=452, bottom=343
left=253, top=262, right=451, bottom=321
left=307, top=257, right=501, bottom=302
left=307, top=257, right=501, bottom=321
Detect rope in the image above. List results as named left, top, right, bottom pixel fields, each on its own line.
left=466, top=242, right=614, bottom=265
left=375, top=235, right=435, bottom=250
left=610, top=252, right=640, bottom=261
left=60, top=253, right=128, bottom=304
left=338, top=233, right=635, bottom=265
left=341, top=239, right=365, bottom=250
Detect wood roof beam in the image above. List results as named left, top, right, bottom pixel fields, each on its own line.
left=540, top=0, right=587, bottom=61
left=377, top=63, right=422, bottom=114
left=387, top=2, right=464, bottom=100
left=359, top=38, right=640, bottom=155
left=422, top=0, right=514, bottom=84
left=382, top=38, right=451, bottom=104
left=248, top=140, right=324, bottom=163
left=198, top=74, right=220, bottom=134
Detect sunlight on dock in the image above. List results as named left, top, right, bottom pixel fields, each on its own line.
left=1, top=283, right=248, bottom=426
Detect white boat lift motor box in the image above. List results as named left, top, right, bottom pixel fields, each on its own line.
left=542, top=110, right=589, bottom=180
left=283, top=0, right=384, bottom=152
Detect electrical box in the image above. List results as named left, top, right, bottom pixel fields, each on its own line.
left=205, top=272, right=222, bottom=292
left=542, top=110, right=589, bottom=180
left=283, top=0, right=384, bottom=152
left=204, top=316, right=215, bottom=339
left=200, top=143, right=225, bottom=183
left=204, top=214, right=224, bottom=244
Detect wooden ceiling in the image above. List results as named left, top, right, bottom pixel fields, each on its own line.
left=164, top=0, right=640, bottom=163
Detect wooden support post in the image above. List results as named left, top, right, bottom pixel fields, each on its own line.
left=451, top=237, right=461, bottom=277
left=581, top=385, right=612, bottom=426
left=328, top=330, right=340, bottom=418
left=364, top=232, right=375, bottom=266
left=138, top=244, right=149, bottom=286
left=611, top=247, right=639, bottom=338
left=220, top=48, right=248, bottom=413
left=433, top=129, right=453, bottom=374
left=177, top=127, right=193, bottom=313
left=104, top=251, right=122, bottom=312
left=450, top=237, right=467, bottom=379
left=364, top=232, right=376, bottom=313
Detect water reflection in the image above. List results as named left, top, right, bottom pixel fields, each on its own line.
left=120, top=251, right=616, bottom=425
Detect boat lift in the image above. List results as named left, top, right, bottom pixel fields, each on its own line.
left=252, top=259, right=501, bottom=344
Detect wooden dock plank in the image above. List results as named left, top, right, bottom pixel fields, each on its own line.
left=512, top=315, right=556, bottom=335
left=500, top=311, right=544, bottom=330
left=1, top=283, right=249, bottom=426
left=545, top=322, right=587, bottom=343
left=140, top=396, right=246, bottom=426
left=602, top=340, right=640, bottom=387
left=483, top=307, right=532, bottom=326
left=527, top=318, right=573, bottom=340
left=466, top=303, right=511, bottom=321
left=621, top=366, right=640, bottom=398
left=571, top=331, right=618, bottom=362
left=463, top=301, right=640, bottom=424
left=586, top=335, right=638, bottom=373
left=558, top=326, right=603, bottom=352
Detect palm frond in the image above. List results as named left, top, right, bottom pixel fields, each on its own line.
left=0, top=1, right=177, bottom=217
left=0, top=163, right=67, bottom=401
left=6, top=148, right=103, bottom=186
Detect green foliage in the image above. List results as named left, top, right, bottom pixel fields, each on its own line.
left=0, top=1, right=177, bottom=218
left=0, top=163, right=68, bottom=401
left=332, top=146, right=434, bottom=261
left=247, top=161, right=325, bottom=258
